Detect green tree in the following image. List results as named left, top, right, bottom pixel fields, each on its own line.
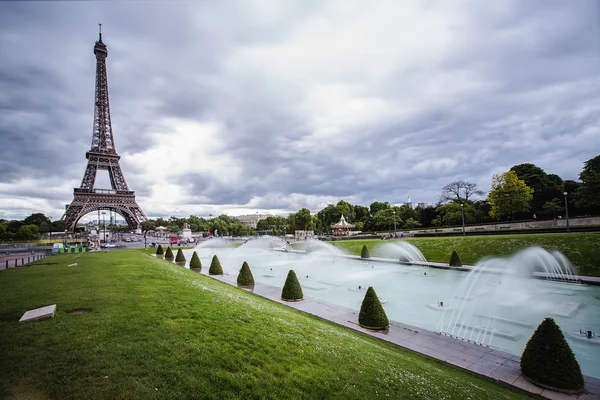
left=510, top=163, right=564, bottom=218
left=164, top=247, right=174, bottom=260
left=369, top=201, right=390, bottom=216
left=361, top=245, right=370, bottom=259
left=281, top=270, right=303, bottom=301
left=403, top=218, right=421, bottom=229
left=543, top=198, right=563, bottom=220
left=372, top=208, right=399, bottom=231
left=354, top=205, right=370, bottom=223
left=190, top=251, right=202, bottom=270
left=575, top=155, right=600, bottom=215
left=358, top=287, right=389, bottom=330
left=488, top=171, right=534, bottom=220
left=141, top=220, right=156, bottom=232
left=449, top=251, right=462, bottom=267
left=237, top=261, right=255, bottom=286
left=521, top=318, right=584, bottom=392
left=435, top=202, right=477, bottom=226
left=175, top=248, right=186, bottom=263
left=294, top=208, right=312, bottom=231
left=23, top=213, right=51, bottom=227
left=209, top=255, right=223, bottom=275
left=155, top=244, right=164, bottom=256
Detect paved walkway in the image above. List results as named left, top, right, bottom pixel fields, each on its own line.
left=208, top=271, right=600, bottom=400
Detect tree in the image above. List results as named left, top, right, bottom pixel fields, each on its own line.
left=0, top=223, right=7, bottom=240
left=575, top=155, right=600, bottom=215
left=440, top=180, right=484, bottom=203
left=141, top=220, right=156, bottom=232
left=189, top=251, right=202, bottom=270
left=155, top=244, right=164, bottom=257
left=237, top=261, right=255, bottom=286
left=358, top=287, right=389, bottom=330
left=164, top=247, right=174, bottom=261
left=354, top=205, right=370, bottom=223
left=511, top=163, right=564, bottom=218
left=543, top=198, right=563, bottom=220
left=449, top=251, right=462, bottom=267
left=281, top=270, right=303, bottom=301
left=435, top=202, right=477, bottom=226
left=369, top=201, right=390, bottom=216
left=488, top=171, right=534, bottom=220
left=293, top=208, right=312, bottom=231
left=209, top=255, right=223, bottom=275
left=361, top=245, right=370, bottom=259
left=521, top=318, right=584, bottom=393
left=23, top=213, right=51, bottom=227
left=403, top=218, right=421, bottom=229
left=175, top=248, right=186, bottom=264
left=372, top=208, right=400, bottom=231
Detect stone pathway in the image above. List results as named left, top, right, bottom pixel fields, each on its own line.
left=209, top=271, right=600, bottom=400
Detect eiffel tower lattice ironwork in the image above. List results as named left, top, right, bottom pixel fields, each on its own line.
left=62, top=26, right=147, bottom=231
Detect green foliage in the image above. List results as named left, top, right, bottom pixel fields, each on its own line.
left=435, top=202, right=477, bottom=226
left=449, top=251, right=462, bottom=267
left=175, top=248, right=186, bottom=263
left=369, top=201, right=390, bottom=216
left=16, top=224, right=40, bottom=240
left=403, top=218, right=422, bottom=229
left=521, top=318, right=584, bottom=392
left=358, top=287, right=389, bottom=330
left=361, top=245, right=370, bottom=259
left=156, top=244, right=164, bottom=255
left=237, top=261, right=255, bottom=286
left=209, top=255, right=223, bottom=275
left=542, top=198, right=563, bottom=220
left=281, top=270, right=303, bottom=301
left=488, top=171, right=534, bottom=220
left=164, top=247, right=174, bottom=260
left=576, top=154, right=600, bottom=214
left=189, top=251, right=201, bottom=269
left=23, top=213, right=51, bottom=227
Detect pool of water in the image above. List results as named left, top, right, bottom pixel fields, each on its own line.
left=180, top=246, right=600, bottom=378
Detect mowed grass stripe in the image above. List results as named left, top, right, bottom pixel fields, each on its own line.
left=0, top=251, right=530, bottom=400
left=329, top=233, right=600, bottom=276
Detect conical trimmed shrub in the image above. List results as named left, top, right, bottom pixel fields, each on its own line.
left=521, top=318, right=584, bottom=393
left=164, top=246, right=174, bottom=261
left=281, top=270, right=303, bottom=301
left=175, top=248, right=186, bottom=265
left=449, top=250, right=462, bottom=267
left=156, top=244, right=164, bottom=258
left=237, top=261, right=255, bottom=286
left=209, top=255, right=223, bottom=275
left=361, top=245, right=370, bottom=259
left=358, top=287, right=389, bottom=330
left=190, top=251, right=202, bottom=271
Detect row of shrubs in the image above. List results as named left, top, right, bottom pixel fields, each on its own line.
left=157, top=245, right=585, bottom=393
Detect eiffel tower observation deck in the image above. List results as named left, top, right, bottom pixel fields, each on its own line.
left=62, top=25, right=147, bottom=232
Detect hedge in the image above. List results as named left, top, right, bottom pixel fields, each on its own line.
left=281, top=270, right=303, bottom=301
left=209, top=255, right=223, bottom=275
left=358, top=287, right=389, bottom=330
left=449, top=250, right=462, bottom=267
left=361, top=245, right=370, bottom=259
left=521, top=318, right=584, bottom=393
left=237, top=261, right=255, bottom=286
left=175, top=248, right=186, bottom=264
left=155, top=244, right=164, bottom=256
left=190, top=251, right=202, bottom=270
left=164, top=246, right=174, bottom=261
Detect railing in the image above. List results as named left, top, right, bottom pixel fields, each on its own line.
left=0, top=252, right=54, bottom=271
left=74, top=188, right=134, bottom=195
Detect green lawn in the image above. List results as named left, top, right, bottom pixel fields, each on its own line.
left=0, top=251, right=530, bottom=400
left=329, top=233, right=600, bottom=276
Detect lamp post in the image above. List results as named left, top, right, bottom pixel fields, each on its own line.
left=393, top=210, right=397, bottom=238
left=48, top=216, right=52, bottom=241
left=102, top=212, right=106, bottom=243
left=563, top=192, right=570, bottom=233
left=460, top=203, right=466, bottom=236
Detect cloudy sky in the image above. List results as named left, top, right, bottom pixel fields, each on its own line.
left=1, top=1, right=599, bottom=221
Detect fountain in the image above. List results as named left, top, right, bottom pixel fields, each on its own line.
left=181, top=240, right=600, bottom=378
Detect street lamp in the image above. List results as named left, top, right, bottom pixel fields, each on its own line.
left=393, top=210, right=397, bottom=238
left=563, top=192, right=570, bottom=233
left=102, top=212, right=106, bottom=243
left=460, top=203, right=466, bottom=236
left=48, top=216, right=52, bottom=241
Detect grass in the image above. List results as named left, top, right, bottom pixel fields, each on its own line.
left=328, top=233, right=600, bottom=276
left=0, top=251, right=530, bottom=400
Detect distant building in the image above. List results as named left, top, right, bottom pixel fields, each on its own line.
left=234, top=214, right=272, bottom=228
left=417, top=202, right=429, bottom=208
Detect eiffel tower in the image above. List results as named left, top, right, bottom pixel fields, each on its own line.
left=62, top=25, right=147, bottom=232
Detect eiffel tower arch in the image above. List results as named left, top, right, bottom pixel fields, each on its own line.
left=62, top=26, right=147, bottom=232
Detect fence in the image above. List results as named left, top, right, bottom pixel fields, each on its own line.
left=0, top=253, right=54, bottom=271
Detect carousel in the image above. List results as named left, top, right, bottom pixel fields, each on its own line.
left=331, top=215, right=355, bottom=236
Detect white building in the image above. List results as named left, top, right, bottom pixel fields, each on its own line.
left=234, top=214, right=272, bottom=228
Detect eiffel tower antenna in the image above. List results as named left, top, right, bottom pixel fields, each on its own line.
left=62, top=28, right=147, bottom=232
